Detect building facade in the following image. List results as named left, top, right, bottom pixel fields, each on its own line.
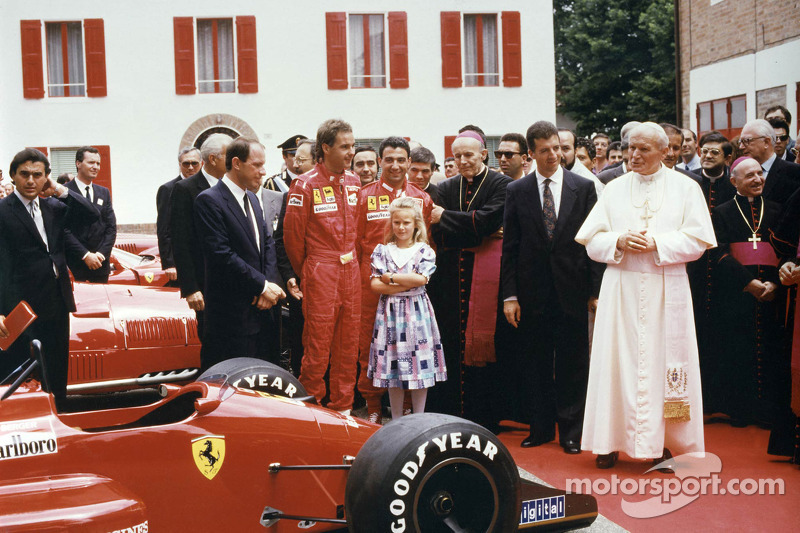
left=678, top=0, right=800, bottom=139
left=1, top=0, right=556, bottom=227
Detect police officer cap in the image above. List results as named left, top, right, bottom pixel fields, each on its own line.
left=278, top=135, right=308, bottom=152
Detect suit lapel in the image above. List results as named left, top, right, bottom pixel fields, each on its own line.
left=9, top=195, right=47, bottom=249
left=763, top=159, right=780, bottom=198
left=525, top=173, right=548, bottom=241
left=220, top=183, right=259, bottom=252
left=553, top=173, right=577, bottom=242
left=248, top=190, right=267, bottom=268
left=40, top=198, right=57, bottom=247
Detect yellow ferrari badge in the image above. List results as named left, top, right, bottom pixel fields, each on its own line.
left=192, top=435, right=225, bottom=480
left=313, top=189, right=323, bottom=204
left=144, top=272, right=154, bottom=284
left=367, top=196, right=377, bottom=211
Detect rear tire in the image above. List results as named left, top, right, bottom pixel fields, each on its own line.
left=345, top=413, right=520, bottom=532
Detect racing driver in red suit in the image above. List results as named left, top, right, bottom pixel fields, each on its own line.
left=355, top=137, right=433, bottom=423
left=284, top=119, right=361, bottom=413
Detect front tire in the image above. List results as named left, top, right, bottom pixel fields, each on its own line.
left=345, top=413, right=520, bottom=532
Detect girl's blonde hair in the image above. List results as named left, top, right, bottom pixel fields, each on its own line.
left=385, top=196, right=428, bottom=244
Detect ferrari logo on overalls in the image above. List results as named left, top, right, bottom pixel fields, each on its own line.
left=192, top=435, right=225, bottom=480
left=144, top=272, right=154, bottom=284
left=368, top=196, right=377, bottom=211
left=313, top=189, right=323, bottom=204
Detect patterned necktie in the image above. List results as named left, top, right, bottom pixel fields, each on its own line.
left=243, top=194, right=259, bottom=250
left=542, top=178, right=557, bottom=240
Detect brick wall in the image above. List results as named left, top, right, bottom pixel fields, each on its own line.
left=756, top=86, right=787, bottom=118
left=678, top=0, right=800, bottom=127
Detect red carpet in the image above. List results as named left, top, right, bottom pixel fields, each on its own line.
left=501, top=417, right=799, bottom=531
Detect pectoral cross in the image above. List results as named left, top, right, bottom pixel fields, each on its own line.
left=748, top=233, right=760, bottom=250
left=640, top=205, right=654, bottom=228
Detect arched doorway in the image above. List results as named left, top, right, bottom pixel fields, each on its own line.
left=179, top=113, right=258, bottom=151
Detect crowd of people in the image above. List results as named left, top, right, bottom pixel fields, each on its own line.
left=2, top=105, right=799, bottom=472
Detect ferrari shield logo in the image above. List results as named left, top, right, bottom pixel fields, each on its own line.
left=144, top=272, right=154, bottom=284
left=367, top=196, right=377, bottom=211
left=192, top=435, right=225, bottom=480
left=313, top=189, right=322, bottom=204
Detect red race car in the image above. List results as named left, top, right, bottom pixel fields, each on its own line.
left=108, top=247, right=171, bottom=287
left=0, top=353, right=598, bottom=532
left=114, top=233, right=159, bottom=256
left=67, top=282, right=201, bottom=394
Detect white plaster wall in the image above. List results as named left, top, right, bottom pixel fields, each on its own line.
left=688, top=39, right=800, bottom=136
left=0, top=0, right=555, bottom=224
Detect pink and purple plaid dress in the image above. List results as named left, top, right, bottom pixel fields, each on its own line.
left=367, top=243, right=447, bottom=389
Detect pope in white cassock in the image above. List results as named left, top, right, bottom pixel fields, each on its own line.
left=575, top=122, right=717, bottom=469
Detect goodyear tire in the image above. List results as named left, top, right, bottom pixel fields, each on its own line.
left=345, top=413, right=520, bottom=532
left=197, top=357, right=310, bottom=401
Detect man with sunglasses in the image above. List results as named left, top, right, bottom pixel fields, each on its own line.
left=768, top=117, right=793, bottom=161
left=156, top=147, right=202, bottom=283
left=765, top=105, right=795, bottom=158
left=738, top=119, right=800, bottom=205
left=495, top=133, right=528, bottom=180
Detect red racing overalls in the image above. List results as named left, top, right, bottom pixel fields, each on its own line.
left=284, top=163, right=362, bottom=411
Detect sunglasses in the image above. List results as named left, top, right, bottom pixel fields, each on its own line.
left=776, top=134, right=790, bottom=142
left=494, top=151, right=521, bottom=159
left=181, top=161, right=201, bottom=167
left=700, top=148, right=722, bottom=156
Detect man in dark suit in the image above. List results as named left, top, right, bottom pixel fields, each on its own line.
left=0, top=148, right=97, bottom=400
left=501, top=121, right=603, bottom=453
left=194, top=137, right=285, bottom=368
left=156, top=147, right=203, bottom=283
left=739, top=119, right=800, bottom=205
left=170, top=134, right=230, bottom=349
left=64, top=146, right=116, bottom=283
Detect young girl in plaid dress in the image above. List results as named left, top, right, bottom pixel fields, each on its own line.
left=367, top=197, right=446, bottom=419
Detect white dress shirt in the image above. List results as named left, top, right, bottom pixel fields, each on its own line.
left=536, top=165, right=564, bottom=216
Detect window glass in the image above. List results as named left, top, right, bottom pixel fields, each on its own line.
left=197, top=19, right=235, bottom=93
left=730, top=97, right=746, bottom=129
left=349, top=14, right=385, bottom=88
left=45, top=22, right=85, bottom=97
left=464, top=15, right=498, bottom=87
left=49, top=147, right=81, bottom=178
left=698, top=102, right=711, bottom=133
left=712, top=100, right=728, bottom=131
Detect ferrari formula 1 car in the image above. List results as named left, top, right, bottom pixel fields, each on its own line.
left=67, top=282, right=201, bottom=394
left=108, top=247, right=171, bottom=287
left=0, top=352, right=598, bottom=532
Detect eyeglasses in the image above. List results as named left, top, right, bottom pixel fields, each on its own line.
left=294, top=157, right=311, bottom=163
left=494, top=151, right=521, bottom=159
left=181, top=160, right=201, bottom=167
left=776, top=134, right=790, bottom=142
left=700, top=148, right=722, bottom=156
left=738, top=136, right=766, bottom=146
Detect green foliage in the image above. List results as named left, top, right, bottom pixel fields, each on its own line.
left=554, top=0, right=676, bottom=137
